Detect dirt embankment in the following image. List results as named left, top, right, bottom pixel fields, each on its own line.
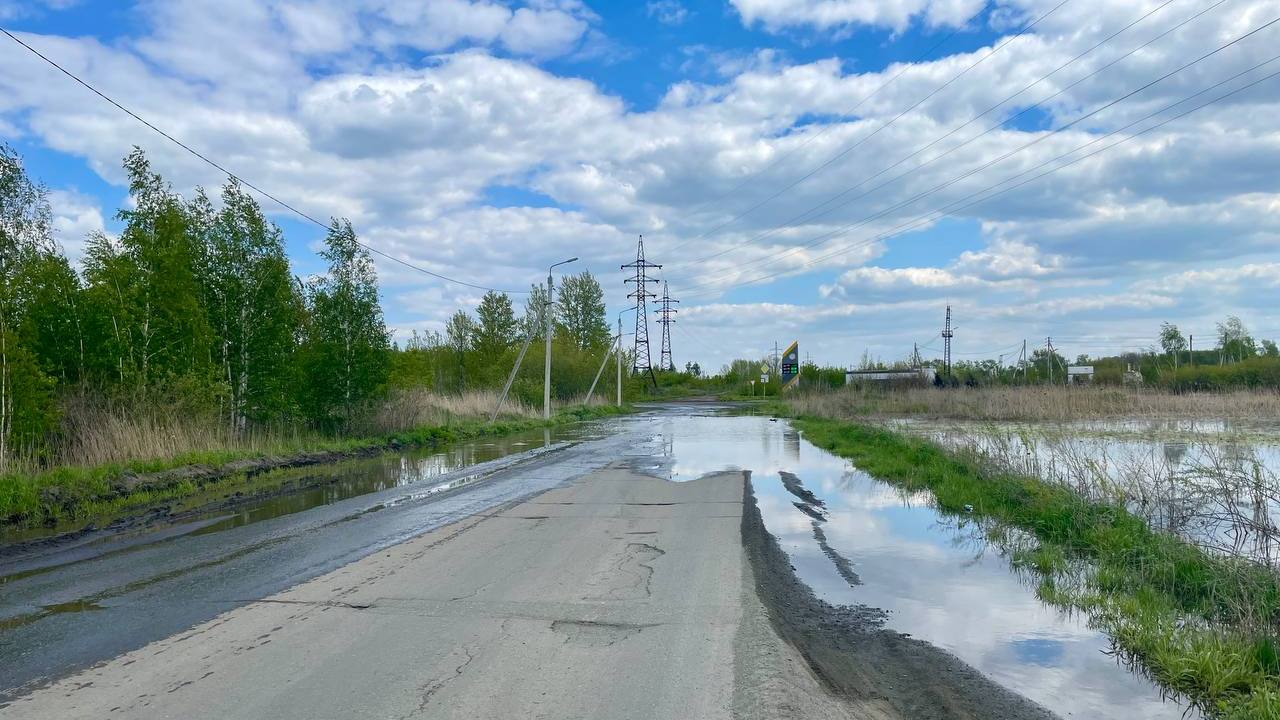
left=740, top=475, right=1059, bottom=720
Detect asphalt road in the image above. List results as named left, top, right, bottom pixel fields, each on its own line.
left=0, top=417, right=637, bottom=699
left=3, top=462, right=858, bottom=719
left=1, top=406, right=1064, bottom=719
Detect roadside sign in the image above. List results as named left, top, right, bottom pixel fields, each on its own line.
left=780, top=340, right=800, bottom=390
left=760, top=363, right=770, bottom=374
left=760, top=374, right=769, bottom=384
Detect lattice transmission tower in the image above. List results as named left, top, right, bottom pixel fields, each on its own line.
left=622, top=235, right=661, bottom=385
left=942, top=304, right=954, bottom=377
left=655, top=281, right=679, bottom=371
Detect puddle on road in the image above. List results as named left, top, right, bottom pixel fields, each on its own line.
left=647, top=413, right=1194, bottom=720
left=1, top=421, right=612, bottom=572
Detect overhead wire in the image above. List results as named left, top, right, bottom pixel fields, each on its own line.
left=665, top=0, right=1074, bottom=252
left=0, top=26, right=528, bottom=295
left=671, top=0, right=1209, bottom=272
left=683, top=57, right=1280, bottom=298
left=676, top=16, right=1280, bottom=297
left=662, top=25, right=968, bottom=253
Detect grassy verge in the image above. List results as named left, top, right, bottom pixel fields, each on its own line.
left=0, top=404, right=629, bottom=535
left=791, top=415, right=1280, bottom=719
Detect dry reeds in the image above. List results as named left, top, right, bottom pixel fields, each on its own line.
left=356, top=388, right=537, bottom=435
left=788, top=385, right=1280, bottom=423
left=40, top=389, right=538, bottom=471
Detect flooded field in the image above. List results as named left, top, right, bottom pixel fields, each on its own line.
left=643, top=413, right=1195, bottom=719
left=889, top=418, right=1280, bottom=566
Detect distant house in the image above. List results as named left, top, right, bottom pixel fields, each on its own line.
left=1067, top=365, right=1094, bottom=385
left=845, top=367, right=937, bottom=385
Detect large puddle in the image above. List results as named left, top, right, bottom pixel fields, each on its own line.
left=891, top=418, right=1280, bottom=566
left=1, top=421, right=607, bottom=563
left=644, top=413, right=1195, bottom=720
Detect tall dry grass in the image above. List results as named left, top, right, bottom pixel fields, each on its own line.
left=787, top=385, right=1280, bottom=423
left=356, top=388, right=537, bottom=435
left=43, top=388, right=539, bottom=471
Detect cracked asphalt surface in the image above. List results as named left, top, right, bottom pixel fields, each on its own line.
left=1, top=407, right=1066, bottom=719
left=2, top=465, right=848, bottom=719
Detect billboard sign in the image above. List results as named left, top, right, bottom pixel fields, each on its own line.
left=780, top=340, right=800, bottom=390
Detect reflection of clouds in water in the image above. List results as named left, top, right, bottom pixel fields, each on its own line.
left=665, top=414, right=1192, bottom=720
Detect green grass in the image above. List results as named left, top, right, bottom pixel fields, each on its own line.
left=0, top=404, right=629, bottom=534
left=791, top=415, right=1280, bottom=719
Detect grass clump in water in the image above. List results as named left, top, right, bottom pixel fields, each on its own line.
left=792, top=416, right=1280, bottom=719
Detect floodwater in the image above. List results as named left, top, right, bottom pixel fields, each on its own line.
left=1, top=421, right=604, bottom=550
left=892, top=418, right=1280, bottom=565
left=0, top=417, right=629, bottom=695
left=641, top=413, right=1194, bottom=720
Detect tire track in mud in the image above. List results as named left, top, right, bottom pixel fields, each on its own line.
left=742, top=475, right=1059, bottom=720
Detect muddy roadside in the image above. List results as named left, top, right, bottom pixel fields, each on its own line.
left=740, top=474, right=1059, bottom=720
left=1, top=418, right=589, bottom=558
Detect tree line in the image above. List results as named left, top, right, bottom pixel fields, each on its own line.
left=0, top=145, right=618, bottom=471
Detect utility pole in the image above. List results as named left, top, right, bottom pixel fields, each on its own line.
left=655, top=281, right=679, bottom=371
left=1046, top=336, right=1053, bottom=385
left=942, top=305, right=953, bottom=378
left=1189, top=334, right=1194, bottom=368
left=622, top=235, right=660, bottom=386
left=545, top=257, right=578, bottom=419
left=912, top=343, right=921, bottom=369
left=773, top=341, right=780, bottom=375
left=617, top=316, right=623, bottom=406
left=1021, top=339, right=1028, bottom=382
left=616, top=307, right=634, bottom=407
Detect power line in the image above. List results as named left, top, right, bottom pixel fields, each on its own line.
left=662, top=25, right=967, bottom=254
left=685, top=57, right=1280, bottom=298
left=677, top=0, right=1246, bottom=292
left=666, top=0, right=1074, bottom=252
left=672, top=0, right=1204, bottom=271
left=0, top=26, right=528, bottom=295
left=677, top=18, right=1280, bottom=297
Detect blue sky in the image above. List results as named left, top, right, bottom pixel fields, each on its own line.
left=2, top=0, right=1279, bottom=370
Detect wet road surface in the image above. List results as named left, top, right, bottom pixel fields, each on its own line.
left=1, top=406, right=1196, bottom=718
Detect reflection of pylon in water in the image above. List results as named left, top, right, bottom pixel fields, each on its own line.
left=656, top=281, right=679, bottom=371
left=622, top=235, right=660, bottom=385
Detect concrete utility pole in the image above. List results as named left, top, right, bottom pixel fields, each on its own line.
left=545, top=257, right=577, bottom=419
left=1189, top=334, right=1194, bottom=368
left=1046, top=336, right=1053, bottom=384
left=616, top=307, right=635, bottom=407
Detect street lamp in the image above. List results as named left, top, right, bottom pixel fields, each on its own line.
left=616, top=306, right=637, bottom=407
left=545, top=257, right=578, bottom=419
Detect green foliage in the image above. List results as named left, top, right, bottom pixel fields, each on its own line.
left=1, top=144, right=71, bottom=466
left=555, top=270, right=609, bottom=352
left=299, top=219, right=390, bottom=428
left=1164, top=356, right=1280, bottom=391
left=204, top=179, right=303, bottom=426
left=474, top=290, right=518, bottom=373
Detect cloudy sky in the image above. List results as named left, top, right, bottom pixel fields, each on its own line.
left=2, top=0, right=1278, bottom=370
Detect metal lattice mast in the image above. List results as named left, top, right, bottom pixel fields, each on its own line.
left=622, top=235, right=661, bottom=384
left=942, top=304, right=954, bottom=377
left=656, top=281, right=679, bottom=371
